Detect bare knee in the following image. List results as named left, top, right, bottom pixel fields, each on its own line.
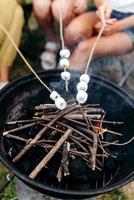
left=33, top=0, right=51, bottom=20
left=65, top=23, right=87, bottom=45
left=52, top=0, right=75, bottom=24
left=65, top=13, right=97, bottom=45
left=64, top=26, right=80, bottom=45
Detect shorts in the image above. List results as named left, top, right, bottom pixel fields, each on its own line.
left=111, top=10, right=134, bottom=44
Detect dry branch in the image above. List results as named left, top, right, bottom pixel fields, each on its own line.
left=29, top=129, right=72, bottom=179
left=12, top=106, right=80, bottom=163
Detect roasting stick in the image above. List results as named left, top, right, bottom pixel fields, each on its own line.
left=0, top=24, right=52, bottom=93
left=76, top=22, right=106, bottom=105
left=59, top=0, right=65, bottom=50
left=58, top=0, right=71, bottom=91
left=84, top=22, right=106, bottom=74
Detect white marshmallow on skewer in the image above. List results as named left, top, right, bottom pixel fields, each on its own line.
left=60, top=49, right=70, bottom=58
left=59, top=58, right=70, bottom=68
left=55, top=97, right=67, bottom=110
left=77, top=81, right=88, bottom=92
left=50, top=91, right=60, bottom=101
left=80, top=74, right=90, bottom=83
left=61, top=71, right=71, bottom=81
left=76, top=90, right=88, bottom=104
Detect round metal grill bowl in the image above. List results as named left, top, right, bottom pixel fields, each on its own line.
left=0, top=70, right=134, bottom=199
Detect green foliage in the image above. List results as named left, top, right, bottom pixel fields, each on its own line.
left=0, top=163, right=16, bottom=200
left=1, top=180, right=16, bottom=200
left=102, top=189, right=129, bottom=200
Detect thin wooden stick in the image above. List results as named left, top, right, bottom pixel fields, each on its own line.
left=66, top=118, right=87, bottom=127
left=85, top=22, right=106, bottom=74
left=41, top=113, right=101, bottom=120
left=0, top=24, right=52, bottom=93
left=57, top=122, right=92, bottom=143
left=91, top=125, right=123, bottom=136
left=40, top=123, right=64, bottom=134
left=29, top=129, right=72, bottom=179
left=35, top=103, right=76, bottom=111
left=12, top=106, right=80, bottom=163
left=67, top=118, right=124, bottom=132
left=5, top=134, right=28, bottom=143
left=3, top=122, right=36, bottom=136
left=61, top=142, right=70, bottom=176
left=79, top=108, right=98, bottom=171
left=89, top=119, right=124, bottom=125
left=5, top=119, right=37, bottom=125
left=104, top=166, right=120, bottom=187
left=70, top=150, right=106, bottom=158
left=102, top=137, right=134, bottom=146
left=70, top=137, right=88, bottom=153
left=59, top=0, right=65, bottom=50
left=35, top=104, right=57, bottom=110
left=89, top=130, right=98, bottom=171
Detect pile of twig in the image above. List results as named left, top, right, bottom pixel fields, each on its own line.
left=3, top=103, right=134, bottom=185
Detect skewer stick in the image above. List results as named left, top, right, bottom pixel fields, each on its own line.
left=85, top=22, right=106, bottom=74
left=0, top=24, right=52, bottom=93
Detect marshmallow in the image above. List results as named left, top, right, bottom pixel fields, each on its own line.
left=61, top=71, right=71, bottom=81
left=59, top=58, right=70, bottom=68
left=55, top=97, right=67, bottom=110
left=50, top=91, right=60, bottom=101
left=77, top=81, right=88, bottom=92
left=60, top=49, right=70, bottom=58
left=80, top=74, right=90, bottom=83
left=76, top=90, right=88, bottom=104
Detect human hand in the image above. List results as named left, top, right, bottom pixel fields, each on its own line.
left=102, top=23, right=120, bottom=36
left=95, top=18, right=117, bottom=30
left=96, top=3, right=112, bottom=23
left=94, top=18, right=118, bottom=35
left=74, top=0, right=88, bottom=14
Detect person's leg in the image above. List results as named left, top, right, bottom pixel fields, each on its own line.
left=70, top=32, right=133, bottom=70
left=64, top=12, right=98, bottom=45
left=33, top=0, right=56, bottom=41
left=0, top=3, right=24, bottom=86
left=51, top=0, right=76, bottom=25
left=0, top=66, right=9, bottom=82
left=33, top=0, right=59, bottom=69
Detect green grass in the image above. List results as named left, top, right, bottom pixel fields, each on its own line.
left=0, top=180, right=16, bottom=200
left=102, top=189, right=130, bottom=200
left=0, top=163, right=16, bottom=200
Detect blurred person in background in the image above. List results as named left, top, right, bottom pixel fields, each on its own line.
left=64, top=0, right=134, bottom=70
left=33, top=0, right=88, bottom=69
left=0, top=0, right=24, bottom=89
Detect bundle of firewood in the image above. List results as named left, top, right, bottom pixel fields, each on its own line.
left=3, top=103, right=134, bottom=188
